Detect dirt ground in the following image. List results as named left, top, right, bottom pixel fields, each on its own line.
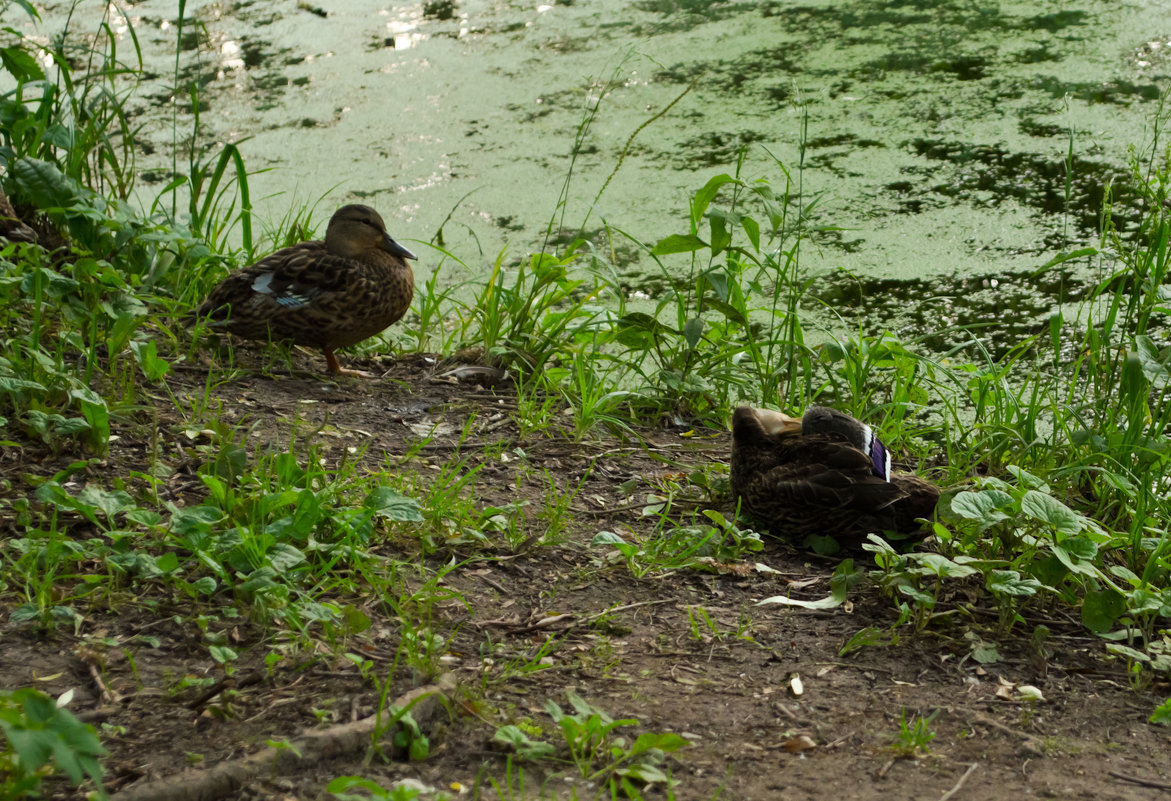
left=2, top=347, right=1169, bottom=801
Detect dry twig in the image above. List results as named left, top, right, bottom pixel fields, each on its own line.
left=939, top=762, right=979, bottom=801
left=1107, top=770, right=1171, bottom=791
left=111, top=673, right=457, bottom=801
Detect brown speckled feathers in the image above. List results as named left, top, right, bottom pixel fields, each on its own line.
left=730, top=406, right=940, bottom=546
left=0, top=192, right=37, bottom=244
left=196, top=204, right=416, bottom=375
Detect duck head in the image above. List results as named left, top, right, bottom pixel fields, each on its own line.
left=731, top=406, right=803, bottom=443
left=325, top=204, right=417, bottom=261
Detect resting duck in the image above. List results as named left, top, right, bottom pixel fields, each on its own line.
left=196, top=204, right=416, bottom=376
left=730, top=406, right=940, bottom=546
left=0, top=191, right=37, bottom=244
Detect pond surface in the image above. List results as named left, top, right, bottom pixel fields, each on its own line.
left=14, top=0, right=1171, bottom=346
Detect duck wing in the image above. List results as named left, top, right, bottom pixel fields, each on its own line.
left=201, top=243, right=347, bottom=311
left=738, top=435, right=910, bottom=513
left=198, top=243, right=385, bottom=344
left=752, top=462, right=909, bottom=514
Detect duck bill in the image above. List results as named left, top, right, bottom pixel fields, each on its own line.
left=752, top=407, right=802, bottom=436
left=382, top=234, right=418, bottom=260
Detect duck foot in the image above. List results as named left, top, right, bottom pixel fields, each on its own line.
left=324, top=349, right=378, bottom=378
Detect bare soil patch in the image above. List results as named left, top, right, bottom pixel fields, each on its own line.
left=2, top=348, right=1169, bottom=800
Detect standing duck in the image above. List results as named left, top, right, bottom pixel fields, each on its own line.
left=730, top=406, right=940, bottom=546
left=195, top=204, right=416, bottom=376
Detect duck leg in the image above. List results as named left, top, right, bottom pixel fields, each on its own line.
left=323, top=348, right=377, bottom=378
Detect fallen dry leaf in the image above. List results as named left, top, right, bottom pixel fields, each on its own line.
left=782, top=734, right=817, bottom=753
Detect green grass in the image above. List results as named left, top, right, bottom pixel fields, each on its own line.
left=1, top=4, right=1170, bottom=797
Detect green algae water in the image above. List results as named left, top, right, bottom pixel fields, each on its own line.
left=10, top=0, right=1171, bottom=342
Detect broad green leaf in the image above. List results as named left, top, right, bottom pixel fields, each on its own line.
left=492, top=725, right=556, bottom=760
left=974, top=476, right=1011, bottom=492
left=266, top=543, right=306, bottom=572
left=1124, top=587, right=1163, bottom=616
left=704, top=296, right=748, bottom=326
left=168, top=504, right=224, bottom=536
left=651, top=233, right=707, bottom=256
left=1135, top=334, right=1171, bottom=386
left=69, top=387, right=110, bottom=452
left=1020, top=490, right=1082, bottom=536
left=701, top=509, right=729, bottom=527
left=297, top=601, right=340, bottom=623
left=1118, top=352, right=1150, bottom=416
left=628, top=731, right=687, bottom=754
left=1151, top=698, right=1171, bottom=726
left=190, top=577, right=217, bottom=594
left=236, top=567, right=279, bottom=595
left=708, top=207, right=735, bottom=254
left=1081, top=588, right=1125, bottom=633
left=108, top=551, right=165, bottom=578
left=611, top=312, right=673, bottom=348
left=2, top=689, right=105, bottom=789
left=129, top=340, right=171, bottom=381
left=987, top=569, right=1041, bottom=597
left=592, top=531, right=626, bottom=546
left=340, top=605, right=372, bottom=634
left=27, top=412, right=90, bottom=439
left=967, top=637, right=1001, bottom=665
left=0, top=44, right=44, bottom=81
left=11, top=157, right=82, bottom=213
left=1060, top=535, right=1098, bottom=561
left=363, top=487, right=423, bottom=522
left=829, top=558, right=865, bottom=596
left=10, top=603, right=42, bottom=623
left=1051, top=542, right=1104, bottom=579
left=838, top=625, right=892, bottom=656
left=1108, top=564, right=1142, bottom=586
left=613, top=311, right=673, bottom=333
left=618, top=763, right=670, bottom=784
left=125, top=508, right=163, bottom=527
left=911, top=552, right=978, bottom=579
left=690, top=173, right=738, bottom=223
left=740, top=214, right=760, bottom=251
left=1004, top=465, right=1049, bottom=492
left=77, top=486, right=135, bottom=522
left=950, top=490, right=1009, bottom=530
left=209, top=645, right=238, bottom=664
left=806, top=533, right=841, bottom=556
left=682, top=317, right=704, bottom=349
left=1029, top=554, right=1070, bottom=589
left=979, top=488, right=1016, bottom=507
left=703, top=269, right=729, bottom=302
left=0, top=375, right=47, bottom=394
left=897, top=584, right=936, bottom=608
left=1105, top=643, right=1149, bottom=662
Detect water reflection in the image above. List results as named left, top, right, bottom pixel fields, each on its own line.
left=220, top=40, right=244, bottom=71
left=384, top=7, right=428, bottom=51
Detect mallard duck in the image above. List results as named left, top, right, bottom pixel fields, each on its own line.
left=0, top=191, right=37, bottom=244
left=730, top=405, right=940, bottom=546
left=195, top=204, right=416, bottom=376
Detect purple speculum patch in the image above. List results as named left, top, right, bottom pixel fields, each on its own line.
left=859, top=423, right=892, bottom=481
